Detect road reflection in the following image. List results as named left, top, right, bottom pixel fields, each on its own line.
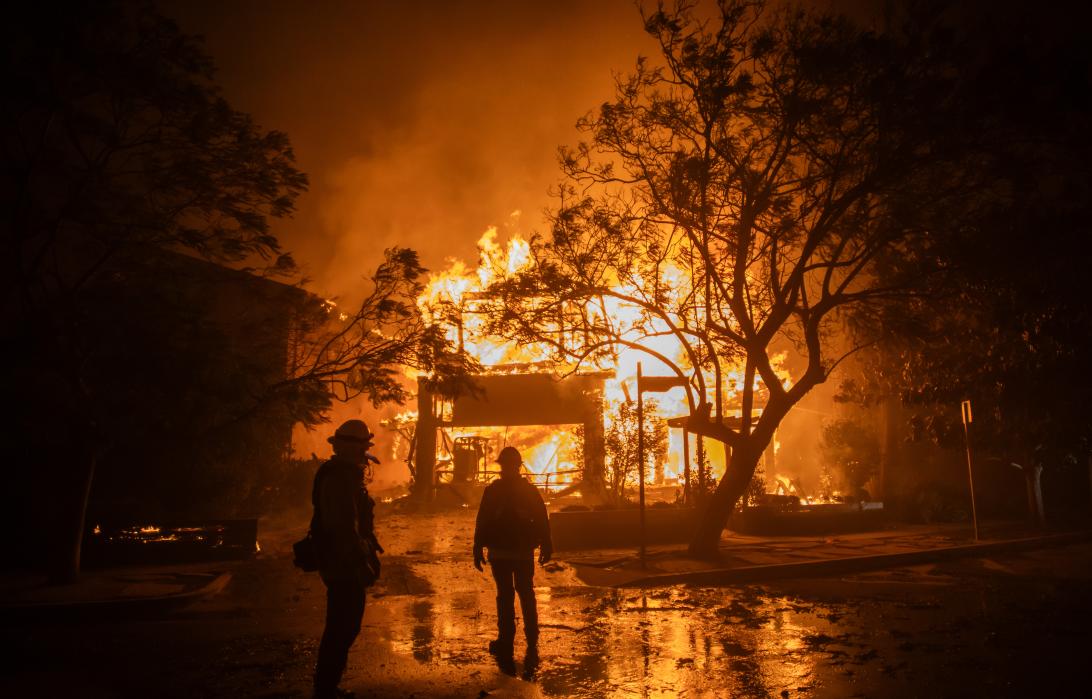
left=367, top=511, right=844, bottom=697
left=372, top=579, right=838, bottom=697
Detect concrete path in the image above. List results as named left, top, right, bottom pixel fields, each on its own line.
left=562, top=522, right=1092, bottom=587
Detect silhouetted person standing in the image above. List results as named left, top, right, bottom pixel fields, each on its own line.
left=473, top=446, right=553, bottom=660
left=312, top=420, right=383, bottom=699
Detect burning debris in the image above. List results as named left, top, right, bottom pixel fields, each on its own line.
left=85, top=520, right=259, bottom=565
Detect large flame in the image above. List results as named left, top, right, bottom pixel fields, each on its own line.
left=414, top=229, right=790, bottom=489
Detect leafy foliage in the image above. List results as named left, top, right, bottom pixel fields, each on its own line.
left=744, top=464, right=766, bottom=507
left=482, top=0, right=974, bottom=553
left=819, top=417, right=879, bottom=496
left=603, top=397, right=669, bottom=505
left=838, top=1, right=1092, bottom=507
left=1, top=3, right=308, bottom=290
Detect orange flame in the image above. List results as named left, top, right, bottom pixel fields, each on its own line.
left=415, top=230, right=790, bottom=486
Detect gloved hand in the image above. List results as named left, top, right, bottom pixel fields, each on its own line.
left=473, top=546, right=486, bottom=572
left=538, top=548, right=552, bottom=565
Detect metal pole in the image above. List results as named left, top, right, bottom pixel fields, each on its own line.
left=961, top=400, right=980, bottom=541
left=683, top=428, right=691, bottom=505
left=696, top=435, right=706, bottom=500
left=637, top=362, right=646, bottom=567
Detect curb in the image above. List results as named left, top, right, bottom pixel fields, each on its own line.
left=0, top=571, right=232, bottom=622
left=617, top=531, right=1092, bottom=588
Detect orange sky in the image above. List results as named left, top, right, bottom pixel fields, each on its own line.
left=163, top=0, right=659, bottom=302
left=163, top=1, right=883, bottom=301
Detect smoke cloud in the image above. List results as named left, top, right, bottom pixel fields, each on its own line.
left=164, top=0, right=654, bottom=298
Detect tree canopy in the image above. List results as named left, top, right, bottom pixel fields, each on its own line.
left=1, top=1, right=316, bottom=579
left=840, top=1, right=1092, bottom=518
left=483, top=0, right=987, bottom=555
left=0, top=2, right=475, bottom=578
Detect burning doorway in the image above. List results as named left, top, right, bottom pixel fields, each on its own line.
left=412, top=371, right=609, bottom=502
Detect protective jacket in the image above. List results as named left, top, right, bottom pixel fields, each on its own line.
left=311, top=455, right=382, bottom=582
left=474, top=476, right=552, bottom=561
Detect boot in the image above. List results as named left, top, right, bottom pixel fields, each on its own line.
left=488, top=638, right=513, bottom=657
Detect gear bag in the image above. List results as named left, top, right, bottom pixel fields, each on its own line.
left=292, top=532, right=320, bottom=572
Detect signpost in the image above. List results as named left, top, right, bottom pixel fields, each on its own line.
left=960, top=399, right=980, bottom=541
left=636, top=363, right=646, bottom=566
left=635, top=367, right=689, bottom=567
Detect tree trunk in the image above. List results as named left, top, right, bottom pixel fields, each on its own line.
left=1024, top=464, right=1045, bottom=528
left=52, top=449, right=96, bottom=584
left=581, top=390, right=609, bottom=505
left=1087, top=454, right=1092, bottom=512
left=687, top=442, right=762, bottom=558
left=879, top=396, right=900, bottom=504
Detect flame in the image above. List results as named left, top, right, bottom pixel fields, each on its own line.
left=413, top=229, right=791, bottom=489
left=322, top=298, right=348, bottom=322
left=419, top=229, right=552, bottom=368
left=521, top=431, right=582, bottom=487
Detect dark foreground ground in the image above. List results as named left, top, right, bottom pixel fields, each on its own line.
left=3, top=510, right=1091, bottom=698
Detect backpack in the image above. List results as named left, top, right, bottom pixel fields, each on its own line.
left=293, top=462, right=333, bottom=573
left=291, top=479, right=327, bottom=572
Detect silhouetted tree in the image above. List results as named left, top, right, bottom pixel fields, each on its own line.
left=0, top=4, right=476, bottom=579
left=484, top=0, right=978, bottom=556
left=0, top=2, right=309, bottom=580
left=841, top=2, right=1092, bottom=522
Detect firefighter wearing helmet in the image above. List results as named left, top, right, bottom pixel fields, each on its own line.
left=473, top=445, right=554, bottom=662
left=311, top=419, right=383, bottom=699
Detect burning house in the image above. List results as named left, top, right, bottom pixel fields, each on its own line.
left=392, top=229, right=801, bottom=509
left=390, top=228, right=909, bottom=544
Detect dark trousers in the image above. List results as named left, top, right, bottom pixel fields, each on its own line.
left=314, top=577, right=366, bottom=696
left=490, top=557, right=538, bottom=645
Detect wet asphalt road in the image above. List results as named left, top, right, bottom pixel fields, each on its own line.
left=3, top=510, right=1091, bottom=698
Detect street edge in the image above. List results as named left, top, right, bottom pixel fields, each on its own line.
left=0, top=571, right=232, bottom=621
left=615, top=531, right=1092, bottom=588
